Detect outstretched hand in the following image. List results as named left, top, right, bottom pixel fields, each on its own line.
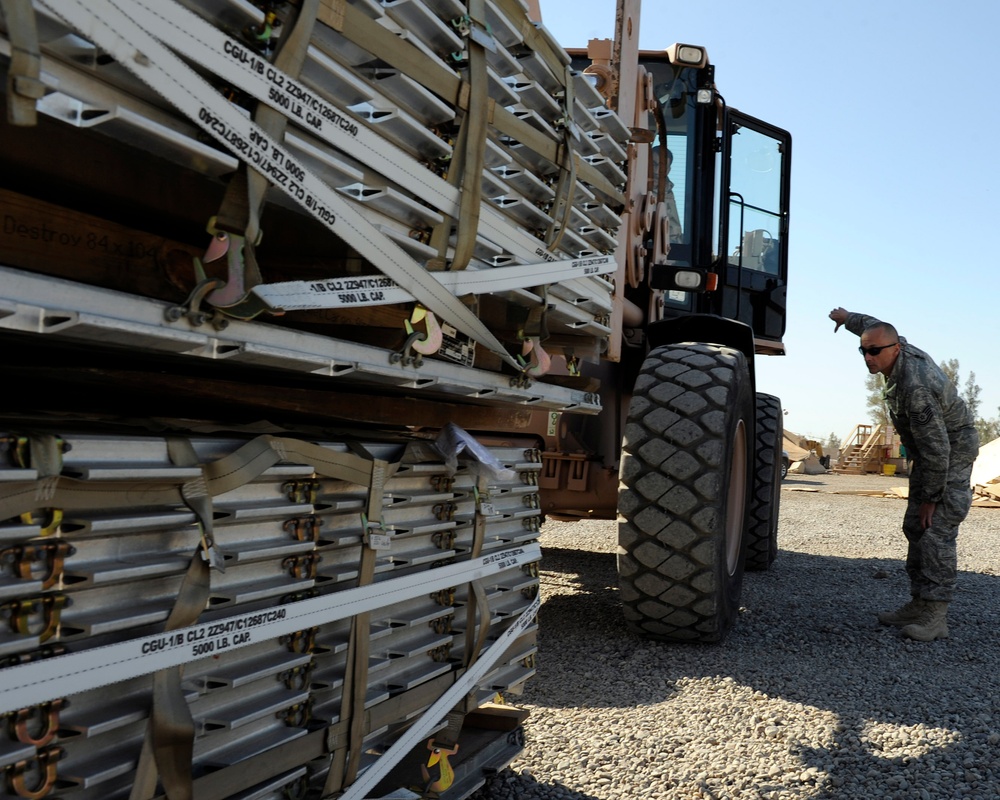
left=829, top=307, right=848, bottom=332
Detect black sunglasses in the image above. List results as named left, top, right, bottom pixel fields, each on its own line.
left=858, top=342, right=898, bottom=357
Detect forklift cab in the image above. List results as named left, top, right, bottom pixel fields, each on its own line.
left=640, top=48, right=792, bottom=352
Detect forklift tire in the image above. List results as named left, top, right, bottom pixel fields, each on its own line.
left=744, top=393, right=782, bottom=571
left=618, top=343, right=753, bottom=643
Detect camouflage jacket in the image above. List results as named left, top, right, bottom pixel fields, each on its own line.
left=845, top=313, right=978, bottom=502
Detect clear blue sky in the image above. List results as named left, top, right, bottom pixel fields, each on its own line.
left=537, top=0, right=1000, bottom=445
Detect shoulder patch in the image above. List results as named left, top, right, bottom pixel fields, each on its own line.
left=913, top=403, right=935, bottom=426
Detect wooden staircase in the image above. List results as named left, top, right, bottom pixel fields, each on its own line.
left=834, top=424, right=884, bottom=474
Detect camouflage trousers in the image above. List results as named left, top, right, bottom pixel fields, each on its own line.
left=902, top=453, right=976, bottom=603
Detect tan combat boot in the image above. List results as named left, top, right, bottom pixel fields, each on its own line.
left=878, top=597, right=926, bottom=627
left=900, top=601, right=949, bottom=641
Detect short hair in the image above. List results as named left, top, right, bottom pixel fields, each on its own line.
left=863, top=321, right=898, bottom=340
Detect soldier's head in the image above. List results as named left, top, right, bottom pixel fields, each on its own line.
left=859, top=322, right=900, bottom=377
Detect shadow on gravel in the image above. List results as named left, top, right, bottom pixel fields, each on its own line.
left=471, top=770, right=602, bottom=800
left=524, top=543, right=1000, bottom=796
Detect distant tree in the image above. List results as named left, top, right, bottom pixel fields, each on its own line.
left=963, top=371, right=982, bottom=421
left=825, top=431, right=841, bottom=452
left=940, top=358, right=960, bottom=388
left=865, top=373, right=889, bottom=427
left=871, top=356, right=998, bottom=443
left=938, top=359, right=989, bottom=437
left=977, top=406, right=1000, bottom=445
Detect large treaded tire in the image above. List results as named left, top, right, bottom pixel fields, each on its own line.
left=618, top=343, right=753, bottom=643
left=745, top=393, right=782, bottom=571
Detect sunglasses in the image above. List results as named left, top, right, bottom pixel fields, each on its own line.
left=858, top=342, right=898, bottom=357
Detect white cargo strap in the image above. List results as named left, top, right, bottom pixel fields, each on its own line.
left=338, top=593, right=539, bottom=800
left=41, top=0, right=523, bottom=371
left=250, top=254, right=615, bottom=310
left=0, top=543, right=540, bottom=714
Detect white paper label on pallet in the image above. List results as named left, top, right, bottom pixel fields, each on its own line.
left=252, top=255, right=616, bottom=310
left=0, top=543, right=540, bottom=714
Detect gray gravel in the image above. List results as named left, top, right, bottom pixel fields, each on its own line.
left=470, top=471, right=1000, bottom=799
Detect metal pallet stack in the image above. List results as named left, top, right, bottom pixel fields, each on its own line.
left=0, top=428, right=542, bottom=799
left=0, top=0, right=632, bottom=795
left=0, top=0, right=627, bottom=402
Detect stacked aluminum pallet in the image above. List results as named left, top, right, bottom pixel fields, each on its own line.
left=0, top=1, right=628, bottom=795
left=0, top=0, right=627, bottom=406
left=0, top=428, right=542, bottom=799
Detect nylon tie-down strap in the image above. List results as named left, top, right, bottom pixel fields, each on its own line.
left=129, top=438, right=213, bottom=800
left=0, top=0, right=45, bottom=125
left=325, top=441, right=401, bottom=794
left=208, top=0, right=320, bottom=319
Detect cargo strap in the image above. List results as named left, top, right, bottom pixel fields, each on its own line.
left=44, top=0, right=524, bottom=371
left=0, top=0, right=44, bottom=126
left=129, top=439, right=214, bottom=800
left=545, top=67, right=580, bottom=252
left=464, top=477, right=493, bottom=665
left=205, top=0, right=320, bottom=318
left=491, top=0, right=571, bottom=89
left=426, top=0, right=490, bottom=273
left=326, top=442, right=402, bottom=794
left=0, top=434, right=386, bottom=523
left=250, top=253, right=615, bottom=311
left=0, top=544, right=540, bottom=714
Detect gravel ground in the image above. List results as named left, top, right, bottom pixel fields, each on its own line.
left=469, top=471, right=1000, bottom=800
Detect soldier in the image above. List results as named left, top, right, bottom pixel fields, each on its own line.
left=829, top=308, right=979, bottom=641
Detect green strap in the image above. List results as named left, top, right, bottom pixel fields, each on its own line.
left=449, top=0, right=490, bottom=272
left=130, top=439, right=214, bottom=800
left=325, top=443, right=400, bottom=793
left=545, top=66, right=579, bottom=251
left=210, top=0, right=320, bottom=315
left=425, top=3, right=489, bottom=272
left=0, top=0, right=45, bottom=126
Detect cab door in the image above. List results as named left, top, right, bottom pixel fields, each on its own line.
left=715, top=111, right=792, bottom=344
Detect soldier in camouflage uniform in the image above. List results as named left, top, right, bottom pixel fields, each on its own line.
left=829, top=308, right=979, bottom=641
